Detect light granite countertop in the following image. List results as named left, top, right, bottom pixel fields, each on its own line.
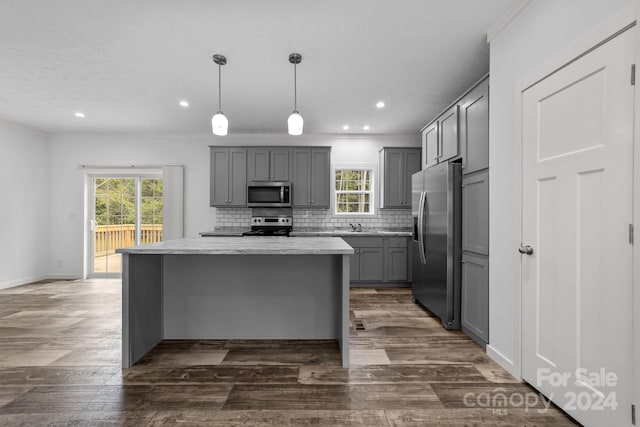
left=199, top=228, right=247, bottom=237
left=199, top=227, right=412, bottom=237
left=116, top=236, right=354, bottom=255
left=290, top=228, right=412, bottom=237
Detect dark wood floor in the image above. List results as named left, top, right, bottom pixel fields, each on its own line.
left=0, top=279, right=578, bottom=426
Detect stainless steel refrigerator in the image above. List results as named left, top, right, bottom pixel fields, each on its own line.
left=411, top=162, right=462, bottom=329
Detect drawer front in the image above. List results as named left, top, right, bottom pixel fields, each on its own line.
left=342, top=236, right=383, bottom=248
left=387, top=237, right=407, bottom=248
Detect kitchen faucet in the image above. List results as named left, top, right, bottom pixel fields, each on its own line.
left=349, top=223, right=362, bottom=232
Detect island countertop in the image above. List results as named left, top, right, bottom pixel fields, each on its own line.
left=116, top=236, right=354, bottom=255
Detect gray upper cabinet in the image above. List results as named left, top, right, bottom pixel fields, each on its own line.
left=422, top=123, right=438, bottom=169
left=461, top=253, right=489, bottom=346
left=380, top=147, right=421, bottom=208
left=439, top=104, right=459, bottom=162
left=460, top=77, right=489, bottom=174
left=292, top=147, right=330, bottom=208
left=422, top=104, right=459, bottom=169
left=462, top=170, right=489, bottom=255
left=210, top=147, right=247, bottom=207
left=248, top=148, right=289, bottom=182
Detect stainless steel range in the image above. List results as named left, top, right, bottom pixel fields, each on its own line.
left=242, top=215, right=293, bottom=236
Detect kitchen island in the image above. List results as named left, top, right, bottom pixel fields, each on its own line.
left=116, top=237, right=353, bottom=368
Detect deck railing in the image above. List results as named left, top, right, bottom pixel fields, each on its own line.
left=94, top=224, right=163, bottom=255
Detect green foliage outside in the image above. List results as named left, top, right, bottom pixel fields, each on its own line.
left=335, top=169, right=371, bottom=213
left=95, top=178, right=163, bottom=226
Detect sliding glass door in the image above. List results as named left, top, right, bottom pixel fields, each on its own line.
left=89, top=176, right=163, bottom=277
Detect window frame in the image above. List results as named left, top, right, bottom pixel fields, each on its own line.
left=333, top=164, right=376, bottom=216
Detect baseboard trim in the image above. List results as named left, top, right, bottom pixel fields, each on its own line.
left=47, top=274, right=82, bottom=280
left=487, top=344, right=520, bottom=380
left=0, top=275, right=48, bottom=290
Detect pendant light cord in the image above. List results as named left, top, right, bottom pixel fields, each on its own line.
left=218, top=63, right=222, bottom=112
left=294, top=62, right=297, bottom=112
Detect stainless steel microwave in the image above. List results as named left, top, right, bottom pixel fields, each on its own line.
left=247, top=183, right=292, bottom=207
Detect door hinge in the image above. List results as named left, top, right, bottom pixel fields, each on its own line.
left=630, top=224, right=634, bottom=244
left=632, top=404, right=636, bottom=425
left=632, top=64, right=636, bottom=86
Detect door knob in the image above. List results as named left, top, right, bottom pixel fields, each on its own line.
left=518, top=245, right=534, bottom=255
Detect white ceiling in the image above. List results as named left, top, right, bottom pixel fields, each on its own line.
left=0, top=0, right=517, bottom=135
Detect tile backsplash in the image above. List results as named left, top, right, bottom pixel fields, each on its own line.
left=215, top=208, right=412, bottom=229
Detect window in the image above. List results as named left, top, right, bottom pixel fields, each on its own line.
left=335, top=168, right=374, bottom=215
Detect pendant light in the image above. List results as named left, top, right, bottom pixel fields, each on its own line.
left=288, top=53, right=303, bottom=135
left=211, top=54, right=228, bottom=136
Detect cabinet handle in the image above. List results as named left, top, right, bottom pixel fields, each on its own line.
left=271, top=175, right=275, bottom=179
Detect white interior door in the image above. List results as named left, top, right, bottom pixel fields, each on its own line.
left=521, top=28, right=635, bottom=426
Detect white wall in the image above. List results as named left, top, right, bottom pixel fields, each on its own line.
left=0, top=119, right=49, bottom=289
left=47, top=132, right=419, bottom=278
left=488, top=0, right=634, bottom=377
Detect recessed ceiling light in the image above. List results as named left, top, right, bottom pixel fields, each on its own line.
left=74, top=112, right=85, bottom=118
left=179, top=100, right=189, bottom=107
left=342, top=125, right=350, bottom=130
left=376, top=101, right=385, bottom=108
left=363, top=125, right=370, bottom=130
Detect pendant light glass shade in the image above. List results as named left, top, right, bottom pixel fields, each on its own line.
left=288, top=53, right=303, bottom=136
left=211, top=112, right=228, bottom=136
left=212, top=54, right=228, bottom=136
left=288, top=111, right=303, bottom=135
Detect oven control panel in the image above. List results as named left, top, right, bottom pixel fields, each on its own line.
left=250, top=216, right=293, bottom=227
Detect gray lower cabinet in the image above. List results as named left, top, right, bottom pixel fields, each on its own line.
left=292, top=148, right=330, bottom=208
left=359, top=248, right=384, bottom=281
left=386, top=239, right=408, bottom=281
left=343, top=236, right=410, bottom=285
left=462, top=170, right=489, bottom=255
left=343, top=237, right=384, bottom=282
left=210, top=147, right=247, bottom=207
left=379, top=147, right=421, bottom=208
left=461, top=253, right=489, bottom=346
left=460, top=77, right=489, bottom=174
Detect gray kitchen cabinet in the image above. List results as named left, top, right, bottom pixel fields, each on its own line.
left=343, top=237, right=384, bottom=282
left=210, top=147, right=247, bottom=207
left=461, top=253, right=489, bottom=346
left=460, top=77, right=489, bottom=174
left=422, top=122, right=438, bottom=169
left=439, top=104, right=459, bottom=162
left=379, top=147, right=421, bottom=208
left=342, top=236, right=410, bottom=285
left=248, top=148, right=289, bottom=182
left=292, top=147, right=330, bottom=208
left=462, top=170, right=489, bottom=255
left=421, top=104, right=458, bottom=169
left=385, top=237, right=409, bottom=281
left=359, top=247, right=384, bottom=281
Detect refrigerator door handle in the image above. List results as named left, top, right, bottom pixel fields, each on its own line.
left=417, top=191, right=427, bottom=264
